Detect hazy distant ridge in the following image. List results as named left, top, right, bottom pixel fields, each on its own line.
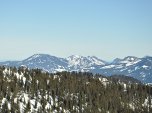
left=0, top=54, right=152, bottom=83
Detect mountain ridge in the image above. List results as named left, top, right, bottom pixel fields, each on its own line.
left=0, top=54, right=152, bottom=83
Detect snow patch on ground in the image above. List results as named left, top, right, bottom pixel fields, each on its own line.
left=142, top=65, right=148, bottom=69
left=101, top=65, right=115, bottom=69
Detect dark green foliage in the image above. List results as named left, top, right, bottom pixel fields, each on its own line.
left=0, top=66, right=152, bottom=113
left=110, top=75, right=142, bottom=84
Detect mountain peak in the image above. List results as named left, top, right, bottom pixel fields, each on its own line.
left=87, top=56, right=106, bottom=65
left=66, top=55, right=106, bottom=69
left=0, top=54, right=152, bottom=83
left=123, top=56, right=139, bottom=61
left=112, top=58, right=122, bottom=64
left=112, top=56, right=140, bottom=64
left=24, top=54, right=51, bottom=62
left=32, top=53, right=52, bottom=57
left=67, top=55, right=84, bottom=59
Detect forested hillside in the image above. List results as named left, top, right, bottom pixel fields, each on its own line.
left=0, top=66, right=152, bottom=113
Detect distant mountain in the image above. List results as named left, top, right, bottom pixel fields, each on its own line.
left=66, top=55, right=106, bottom=71
left=0, top=54, right=152, bottom=83
left=21, top=54, right=68, bottom=72
left=112, top=56, right=140, bottom=65
left=99, top=56, right=152, bottom=83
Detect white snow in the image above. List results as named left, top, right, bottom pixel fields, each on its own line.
left=15, top=72, right=24, bottom=80
left=14, top=98, right=17, bottom=104
left=24, top=94, right=29, bottom=104
left=54, top=75, right=58, bottom=79
left=87, top=56, right=105, bottom=65
left=1, top=98, right=6, bottom=105
left=129, top=103, right=135, bottom=110
left=142, top=97, right=152, bottom=109
left=50, top=96, right=54, bottom=106
left=22, top=77, right=26, bottom=85
left=8, top=102, right=11, bottom=110
left=123, top=84, right=127, bottom=91
left=142, top=65, right=148, bottom=69
left=47, top=80, right=49, bottom=85
left=55, top=68, right=66, bottom=72
left=101, top=65, right=115, bottom=69
left=86, top=82, right=90, bottom=85
left=99, top=77, right=109, bottom=87
left=45, top=102, right=51, bottom=110
left=27, top=54, right=40, bottom=61
left=19, top=102, right=25, bottom=113
left=115, top=65, right=123, bottom=69
left=142, top=74, right=146, bottom=78
left=67, top=55, right=105, bottom=69
left=125, top=60, right=140, bottom=66
left=135, top=66, right=139, bottom=70
left=128, top=70, right=132, bottom=73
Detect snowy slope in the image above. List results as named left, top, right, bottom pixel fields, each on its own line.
left=21, top=54, right=68, bottom=72
left=1, top=67, right=149, bottom=113
left=0, top=54, right=152, bottom=83
left=98, top=56, right=152, bottom=83
left=66, top=55, right=106, bottom=71
left=0, top=54, right=106, bottom=73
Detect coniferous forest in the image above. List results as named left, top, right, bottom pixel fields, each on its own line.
left=0, top=66, right=152, bottom=113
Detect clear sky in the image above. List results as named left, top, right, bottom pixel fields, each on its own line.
left=0, top=0, right=152, bottom=61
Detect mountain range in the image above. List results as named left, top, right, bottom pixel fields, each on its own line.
left=0, top=54, right=152, bottom=83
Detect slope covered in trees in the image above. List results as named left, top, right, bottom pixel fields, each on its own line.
left=0, top=66, right=152, bottom=113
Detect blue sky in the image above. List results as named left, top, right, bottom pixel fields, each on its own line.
left=0, top=0, right=152, bottom=61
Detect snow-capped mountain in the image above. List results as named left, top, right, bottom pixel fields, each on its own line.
left=66, top=55, right=106, bottom=71
left=0, top=54, right=68, bottom=73
left=0, top=54, right=152, bottom=83
left=98, top=56, right=152, bottom=83
left=0, top=54, right=106, bottom=73
left=21, top=54, right=68, bottom=72
left=112, top=56, right=141, bottom=65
